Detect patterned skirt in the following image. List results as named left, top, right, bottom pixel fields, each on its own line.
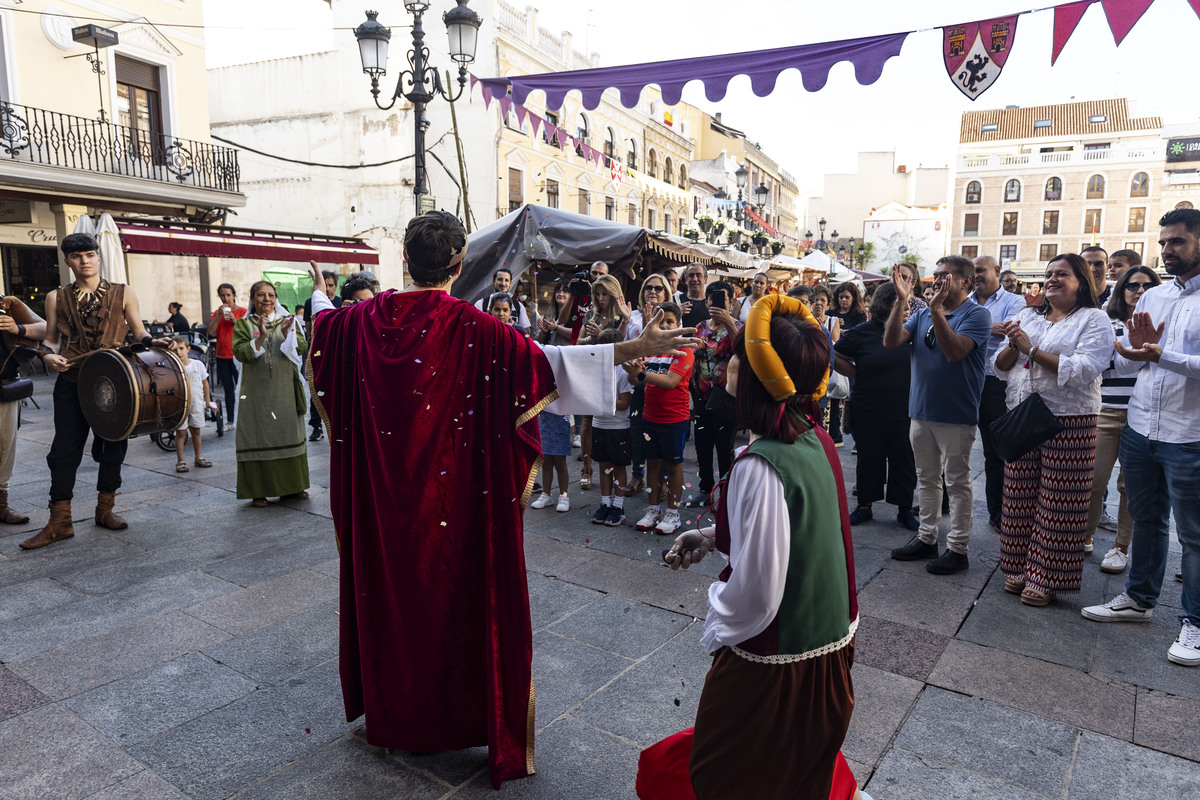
left=999, top=414, right=1098, bottom=594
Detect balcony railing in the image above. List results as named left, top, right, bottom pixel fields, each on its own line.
left=0, top=101, right=239, bottom=193
left=958, top=145, right=1161, bottom=172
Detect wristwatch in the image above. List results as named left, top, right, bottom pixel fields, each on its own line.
left=637, top=370, right=646, bottom=382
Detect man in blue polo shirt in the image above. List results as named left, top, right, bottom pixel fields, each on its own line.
left=884, top=255, right=991, bottom=574
left=970, top=254, right=1027, bottom=531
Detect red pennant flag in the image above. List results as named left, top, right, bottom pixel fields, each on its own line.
left=1051, top=0, right=1094, bottom=64
left=1190, top=0, right=1200, bottom=20
left=1100, top=0, right=1154, bottom=44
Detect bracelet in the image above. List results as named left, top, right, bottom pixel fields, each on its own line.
left=16, top=323, right=25, bottom=338
left=638, top=370, right=646, bottom=382
left=1008, top=340, right=1019, bottom=351
left=1029, top=345, right=1040, bottom=362
left=141, top=334, right=153, bottom=346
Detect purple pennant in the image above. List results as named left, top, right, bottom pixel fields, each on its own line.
left=515, top=104, right=529, bottom=128
left=528, top=112, right=543, bottom=139
left=480, top=83, right=494, bottom=109
left=477, top=32, right=908, bottom=110
left=498, top=96, right=513, bottom=118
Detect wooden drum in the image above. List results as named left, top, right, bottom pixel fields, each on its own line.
left=78, top=348, right=190, bottom=441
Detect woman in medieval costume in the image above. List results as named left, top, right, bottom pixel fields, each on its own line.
left=233, top=280, right=309, bottom=507
left=641, top=295, right=860, bottom=800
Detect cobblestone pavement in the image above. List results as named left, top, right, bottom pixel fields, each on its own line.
left=1, top=376, right=1195, bottom=799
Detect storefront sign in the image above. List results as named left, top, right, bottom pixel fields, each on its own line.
left=0, top=201, right=33, bottom=225
left=0, top=226, right=57, bottom=246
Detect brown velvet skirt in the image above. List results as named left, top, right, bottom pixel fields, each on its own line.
left=689, top=642, right=855, bottom=800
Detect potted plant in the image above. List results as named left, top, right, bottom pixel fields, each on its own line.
left=770, top=239, right=784, bottom=255
left=697, top=214, right=714, bottom=233
left=752, top=230, right=769, bottom=246
left=682, top=226, right=701, bottom=241
left=727, top=226, right=743, bottom=245
left=712, top=220, right=726, bottom=236
left=738, top=241, right=751, bottom=252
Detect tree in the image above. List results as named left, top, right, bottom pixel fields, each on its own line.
left=900, top=252, right=921, bottom=266
left=855, top=241, right=876, bottom=268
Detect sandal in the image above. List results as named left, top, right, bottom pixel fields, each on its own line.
left=194, top=458, right=212, bottom=468
left=1020, top=587, right=1055, bottom=607
left=579, top=472, right=592, bottom=491
left=283, top=491, right=310, bottom=501
left=251, top=498, right=269, bottom=508
left=1004, top=576, right=1025, bottom=595
left=625, top=477, right=645, bottom=497
left=175, top=461, right=189, bottom=473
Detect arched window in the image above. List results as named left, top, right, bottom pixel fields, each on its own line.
left=647, top=148, right=658, bottom=178
left=627, top=139, right=638, bottom=170
left=574, top=113, right=589, bottom=157
left=1004, top=179, right=1021, bottom=202
left=603, top=127, right=616, bottom=161
left=1177, top=201, right=1195, bottom=210
left=664, top=157, right=674, bottom=186
left=678, top=165, right=688, bottom=189
left=965, top=181, right=981, bottom=204
left=1086, top=174, right=1105, bottom=199
left=1044, top=177, right=1061, bottom=201
left=1130, top=172, right=1149, bottom=198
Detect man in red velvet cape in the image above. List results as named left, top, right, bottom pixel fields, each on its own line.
left=306, top=212, right=696, bottom=789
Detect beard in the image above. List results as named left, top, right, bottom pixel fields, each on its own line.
left=1164, top=253, right=1200, bottom=276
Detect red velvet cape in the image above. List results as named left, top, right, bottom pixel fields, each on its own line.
left=308, top=290, right=557, bottom=789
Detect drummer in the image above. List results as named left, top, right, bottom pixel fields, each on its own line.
left=20, top=232, right=170, bottom=550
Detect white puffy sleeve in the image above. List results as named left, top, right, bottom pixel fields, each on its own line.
left=1057, top=309, right=1115, bottom=389
left=992, top=307, right=1029, bottom=381
left=540, top=343, right=617, bottom=416
left=700, top=454, right=791, bottom=654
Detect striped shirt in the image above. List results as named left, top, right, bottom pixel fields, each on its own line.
left=1100, top=319, right=1135, bottom=409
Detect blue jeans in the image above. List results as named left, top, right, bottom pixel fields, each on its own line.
left=1121, top=426, right=1200, bottom=626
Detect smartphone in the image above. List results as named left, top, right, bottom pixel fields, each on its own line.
left=711, top=289, right=727, bottom=308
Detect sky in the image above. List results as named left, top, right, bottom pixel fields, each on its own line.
left=203, top=0, right=1200, bottom=195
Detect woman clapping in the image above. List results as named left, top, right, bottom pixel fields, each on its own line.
left=993, top=254, right=1113, bottom=606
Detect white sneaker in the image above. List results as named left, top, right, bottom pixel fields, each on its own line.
left=635, top=508, right=663, bottom=531
left=1099, top=548, right=1129, bottom=574
left=654, top=510, right=681, bottom=536
left=572, top=434, right=582, bottom=448
left=1082, top=592, right=1153, bottom=623
left=555, top=493, right=570, bottom=512
left=529, top=492, right=552, bottom=509
left=1097, top=512, right=1118, bottom=532
left=1168, top=620, right=1200, bottom=666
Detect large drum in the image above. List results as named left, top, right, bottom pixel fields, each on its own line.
left=78, top=348, right=190, bottom=441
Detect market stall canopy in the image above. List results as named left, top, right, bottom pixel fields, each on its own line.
left=116, top=220, right=379, bottom=265
left=454, top=205, right=761, bottom=303
left=853, top=268, right=892, bottom=283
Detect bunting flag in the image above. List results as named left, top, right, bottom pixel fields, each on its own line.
left=942, top=15, right=1019, bottom=99
left=478, top=0, right=1194, bottom=106
left=1101, top=0, right=1156, bottom=43
left=1051, top=1, right=1093, bottom=64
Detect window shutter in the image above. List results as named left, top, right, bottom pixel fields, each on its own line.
left=115, top=55, right=160, bottom=91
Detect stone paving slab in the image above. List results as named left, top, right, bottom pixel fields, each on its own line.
left=201, top=600, right=339, bottom=686
left=0, top=577, right=83, bottom=622
left=841, top=664, right=923, bottom=774
left=856, top=567, right=982, bottom=637
left=1090, top=608, right=1200, bottom=701
left=1133, top=688, right=1200, bottom=763
left=63, top=652, right=256, bottom=745
left=557, top=548, right=711, bottom=619
left=201, top=535, right=338, bottom=588
left=0, top=703, right=144, bottom=800
left=926, top=638, right=1137, bottom=741
left=547, top=593, right=691, bottom=660
left=527, top=573, right=604, bottom=632
left=532, top=630, right=634, bottom=725
left=0, top=664, right=49, bottom=724
left=81, top=770, right=190, bottom=800
left=231, top=736, right=448, bottom=800
left=853, top=615, right=951, bottom=682
left=7, top=610, right=232, bottom=701
left=868, top=748, right=1049, bottom=800
left=181, top=567, right=339, bottom=636
left=128, top=659, right=353, bottom=800
left=1067, top=730, right=1200, bottom=799
left=0, top=571, right=235, bottom=662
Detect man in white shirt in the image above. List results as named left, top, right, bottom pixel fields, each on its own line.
left=969, top=254, right=1028, bottom=530
left=1082, top=208, right=1200, bottom=667
left=473, top=267, right=530, bottom=332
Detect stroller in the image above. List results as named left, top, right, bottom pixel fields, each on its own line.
left=151, top=330, right=224, bottom=451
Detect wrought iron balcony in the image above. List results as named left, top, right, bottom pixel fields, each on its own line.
left=0, top=101, right=240, bottom=193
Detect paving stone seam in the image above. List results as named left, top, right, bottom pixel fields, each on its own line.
left=1057, top=730, right=1084, bottom=800
left=530, top=595, right=607, bottom=635
left=1130, top=688, right=1200, bottom=766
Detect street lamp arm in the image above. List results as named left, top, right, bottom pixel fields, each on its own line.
left=369, top=75, right=400, bottom=111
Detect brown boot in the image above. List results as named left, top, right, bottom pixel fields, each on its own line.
left=0, top=489, right=29, bottom=524
left=19, top=501, right=74, bottom=549
left=95, top=491, right=128, bottom=530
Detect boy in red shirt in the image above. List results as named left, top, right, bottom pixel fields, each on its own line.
left=207, top=283, right=247, bottom=428
left=629, top=302, right=694, bottom=535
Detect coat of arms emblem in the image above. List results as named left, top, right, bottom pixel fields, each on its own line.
left=943, top=16, right=1018, bottom=100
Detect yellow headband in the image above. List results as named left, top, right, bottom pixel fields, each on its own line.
left=744, top=294, right=830, bottom=402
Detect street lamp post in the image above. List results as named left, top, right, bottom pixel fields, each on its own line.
left=354, top=2, right=483, bottom=203
left=734, top=164, right=749, bottom=225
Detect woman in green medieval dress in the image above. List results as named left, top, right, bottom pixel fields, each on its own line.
left=233, top=280, right=310, bottom=507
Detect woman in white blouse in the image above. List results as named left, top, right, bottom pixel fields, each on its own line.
left=994, top=253, right=1114, bottom=607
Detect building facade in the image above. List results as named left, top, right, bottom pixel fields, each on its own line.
left=950, top=99, right=1165, bottom=277
left=0, top=0, right=245, bottom=319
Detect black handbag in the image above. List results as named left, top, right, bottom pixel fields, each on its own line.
left=0, top=345, right=34, bottom=403
left=704, top=385, right=736, bottom=420
left=988, top=392, right=1064, bottom=462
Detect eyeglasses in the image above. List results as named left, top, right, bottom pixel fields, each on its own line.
left=1125, top=282, right=1153, bottom=292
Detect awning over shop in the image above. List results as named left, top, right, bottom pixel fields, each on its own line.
left=116, top=221, right=378, bottom=265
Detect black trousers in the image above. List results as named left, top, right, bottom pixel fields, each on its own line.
left=216, top=357, right=239, bottom=423
left=827, top=398, right=844, bottom=442
left=977, top=375, right=1009, bottom=523
left=694, top=405, right=735, bottom=494
left=852, top=411, right=916, bottom=508
left=47, top=377, right=126, bottom=502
